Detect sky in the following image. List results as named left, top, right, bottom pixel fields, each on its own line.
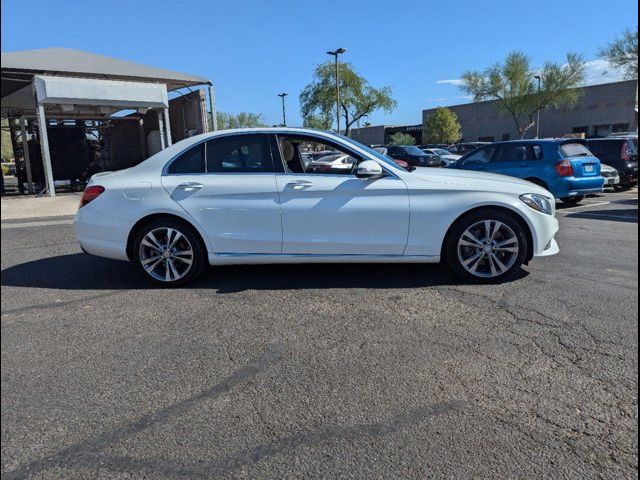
left=1, top=0, right=637, bottom=127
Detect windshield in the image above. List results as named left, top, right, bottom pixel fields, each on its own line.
left=335, top=134, right=403, bottom=170
left=403, top=146, right=428, bottom=156
left=433, top=148, right=452, bottom=155
left=559, top=142, right=593, bottom=158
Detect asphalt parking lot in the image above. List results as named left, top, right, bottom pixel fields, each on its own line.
left=1, top=189, right=638, bottom=479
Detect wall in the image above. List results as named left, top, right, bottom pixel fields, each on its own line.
left=422, top=80, right=638, bottom=142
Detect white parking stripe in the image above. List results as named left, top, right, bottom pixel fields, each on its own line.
left=1, top=219, right=74, bottom=229
left=557, top=201, right=611, bottom=212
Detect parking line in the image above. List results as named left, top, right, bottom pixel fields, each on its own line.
left=557, top=201, right=611, bottom=212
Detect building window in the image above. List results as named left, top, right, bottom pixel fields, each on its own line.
left=612, top=123, right=629, bottom=133
left=478, top=136, right=495, bottom=142
left=502, top=133, right=511, bottom=141
left=594, top=124, right=612, bottom=137
left=573, top=126, right=589, bottom=135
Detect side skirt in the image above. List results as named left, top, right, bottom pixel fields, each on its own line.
left=209, top=253, right=441, bottom=266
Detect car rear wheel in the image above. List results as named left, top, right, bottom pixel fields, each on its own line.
left=133, top=219, right=206, bottom=287
left=560, top=195, right=585, bottom=205
left=446, top=210, right=528, bottom=283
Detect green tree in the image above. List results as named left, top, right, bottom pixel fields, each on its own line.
left=423, top=107, right=462, bottom=144
left=300, top=61, right=397, bottom=136
left=216, top=112, right=267, bottom=130
left=388, top=132, right=416, bottom=146
left=1, top=119, right=14, bottom=161
left=460, top=51, right=586, bottom=139
left=302, top=114, right=332, bottom=130
left=598, top=28, right=638, bottom=79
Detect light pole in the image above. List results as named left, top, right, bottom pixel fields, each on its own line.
left=534, top=75, right=542, bottom=139
left=327, top=48, right=346, bottom=133
left=278, top=93, right=288, bottom=127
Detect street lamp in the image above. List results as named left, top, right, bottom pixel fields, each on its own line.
left=534, top=75, right=542, bottom=139
left=278, top=92, right=288, bottom=127
left=327, top=48, right=346, bottom=133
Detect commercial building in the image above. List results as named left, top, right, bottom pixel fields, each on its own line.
left=422, top=80, right=638, bottom=143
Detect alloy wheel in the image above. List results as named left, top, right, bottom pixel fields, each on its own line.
left=457, top=220, right=520, bottom=278
left=138, top=227, right=194, bottom=282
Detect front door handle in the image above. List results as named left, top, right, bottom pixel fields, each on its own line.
left=286, top=180, right=313, bottom=190
left=176, top=182, right=204, bottom=192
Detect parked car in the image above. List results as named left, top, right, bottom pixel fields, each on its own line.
left=385, top=145, right=442, bottom=167
left=452, top=139, right=604, bottom=204
left=306, top=153, right=357, bottom=173
left=585, top=136, right=638, bottom=189
left=600, top=164, right=620, bottom=188
left=420, top=148, right=461, bottom=167
left=76, top=127, right=559, bottom=286
left=371, top=146, right=410, bottom=169
left=448, top=142, right=491, bottom=156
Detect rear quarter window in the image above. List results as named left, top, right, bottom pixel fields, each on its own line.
left=559, top=143, right=592, bottom=158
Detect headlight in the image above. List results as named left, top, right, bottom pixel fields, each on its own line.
left=520, top=193, right=554, bottom=215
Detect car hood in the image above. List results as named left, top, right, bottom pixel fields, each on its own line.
left=407, top=167, right=551, bottom=196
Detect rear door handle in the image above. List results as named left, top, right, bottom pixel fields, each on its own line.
left=176, top=182, right=204, bottom=192
left=286, top=180, right=313, bottom=190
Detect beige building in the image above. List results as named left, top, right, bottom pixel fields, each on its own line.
left=422, top=80, right=638, bottom=142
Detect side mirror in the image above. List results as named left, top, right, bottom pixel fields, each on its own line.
left=356, top=160, right=383, bottom=179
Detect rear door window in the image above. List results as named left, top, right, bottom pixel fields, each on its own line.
left=495, top=144, right=527, bottom=162
left=206, top=134, right=274, bottom=173
left=559, top=143, right=592, bottom=158
left=167, top=144, right=205, bottom=174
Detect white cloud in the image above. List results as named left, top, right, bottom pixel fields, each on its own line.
left=582, top=59, right=627, bottom=86
left=435, top=79, right=465, bottom=86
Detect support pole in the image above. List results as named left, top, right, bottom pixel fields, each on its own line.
left=157, top=110, right=166, bottom=149
left=208, top=84, right=217, bottom=131
left=163, top=107, right=172, bottom=146
left=19, top=116, right=34, bottom=194
left=35, top=103, right=56, bottom=197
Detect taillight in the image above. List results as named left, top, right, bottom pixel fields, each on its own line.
left=555, top=160, right=574, bottom=177
left=621, top=142, right=630, bottom=162
left=80, top=185, right=105, bottom=208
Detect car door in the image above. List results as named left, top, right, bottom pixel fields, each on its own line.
left=161, top=133, right=282, bottom=254
left=274, top=135, right=410, bottom=255
left=491, top=143, right=536, bottom=179
left=456, top=145, right=497, bottom=171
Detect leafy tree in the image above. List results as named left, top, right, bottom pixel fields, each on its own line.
left=300, top=61, right=397, bottom=136
left=216, top=112, right=267, bottom=130
left=388, top=132, right=416, bottom=146
left=423, top=107, right=461, bottom=144
left=1, top=119, right=14, bottom=161
left=303, top=114, right=332, bottom=130
left=598, top=28, right=638, bottom=79
left=460, top=51, right=586, bottom=139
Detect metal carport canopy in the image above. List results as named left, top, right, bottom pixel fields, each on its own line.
left=1, top=47, right=211, bottom=96
left=1, top=48, right=216, bottom=197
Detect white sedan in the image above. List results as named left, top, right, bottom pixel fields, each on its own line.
left=75, top=128, right=559, bottom=286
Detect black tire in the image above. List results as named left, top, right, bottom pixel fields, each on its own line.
left=132, top=218, right=206, bottom=287
left=445, top=209, right=528, bottom=283
left=560, top=195, right=585, bottom=205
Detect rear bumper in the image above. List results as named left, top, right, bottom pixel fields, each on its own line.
left=74, top=206, right=130, bottom=261
left=554, top=177, right=605, bottom=198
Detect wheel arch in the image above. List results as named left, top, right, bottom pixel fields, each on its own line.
left=126, top=212, right=208, bottom=261
left=440, top=205, right=534, bottom=264
left=525, top=177, right=549, bottom=189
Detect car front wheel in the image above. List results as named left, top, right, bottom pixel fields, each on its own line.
left=446, top=210, right=528, bottom=282
left=133, top=219, right=205, bottom=287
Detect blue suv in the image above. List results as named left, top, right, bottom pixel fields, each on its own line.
left=452, top=139, right=604, bottom=204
